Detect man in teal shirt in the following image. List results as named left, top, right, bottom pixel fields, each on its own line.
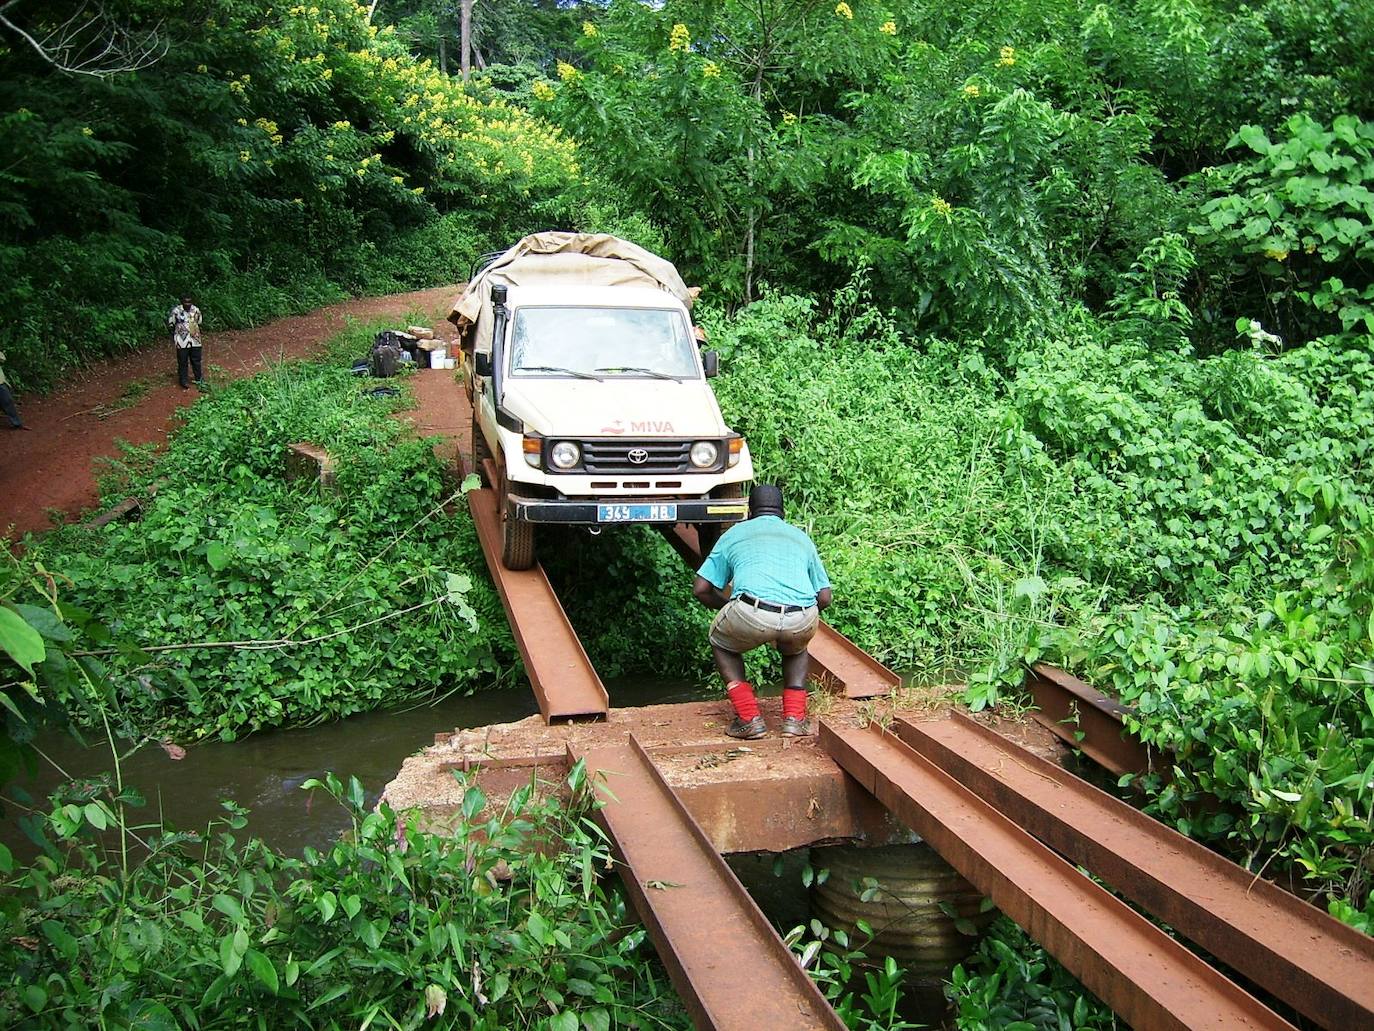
left=693, top=485, right=833, bottom=739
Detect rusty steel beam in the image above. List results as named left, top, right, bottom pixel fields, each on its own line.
left=1026, top=663, right=1155, bottom=776
left=819, top=720, right=1297, bottom=1031
left=468, top=488, right=609, bottom=722
left=895, top=713, right=1374, bottom=1031
left=660, top=524, right=898, bottom=699
left=573, top=734, right=845, bottom=1031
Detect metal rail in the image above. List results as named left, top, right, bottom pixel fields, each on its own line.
left=467, top=487, right=609, bottom=722
left=1025, top=663, right=1154, bottom=776
left=895, top=712, right=1374, bottom=1030
left=572, top=734, right=845, bottom=1031
left=819, top=719, right=1298, bottom=1031
left=660, top=524, right=898, bottom=699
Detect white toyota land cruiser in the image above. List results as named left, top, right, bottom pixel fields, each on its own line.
left=450, top=233, right=753, bottom=570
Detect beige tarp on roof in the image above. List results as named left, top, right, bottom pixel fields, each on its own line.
left=448, top=232, right=692, bottom=353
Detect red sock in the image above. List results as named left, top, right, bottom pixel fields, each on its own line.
left=782, top=688, right=808, bottom=721
left=726, top=680, right=760, bottom=721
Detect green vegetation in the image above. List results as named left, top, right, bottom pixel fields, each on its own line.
left=7, top=321, right=511, bottom=745
left=0, top=764, right=691, bottom=1029
left=4, top=0, right=1374, bottom=1026
left=0, top=0, right=576, bottom=392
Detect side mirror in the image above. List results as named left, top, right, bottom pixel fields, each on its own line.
left=474, top=351, right=493, bottom=377
left=702, top=350, right=720, bottom=378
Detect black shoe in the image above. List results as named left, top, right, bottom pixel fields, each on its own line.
left=779, top=717, right=813, bottom=737
left=725, top=715, right=767, bottom=740
left=180, top=384, right=189, bottom=391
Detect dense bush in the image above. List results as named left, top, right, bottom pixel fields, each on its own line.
left=10, top=322, right=513, bottom=742
left=0, top=0, right=579, bottom=391
left=0, top=765, right=691, bottom=1029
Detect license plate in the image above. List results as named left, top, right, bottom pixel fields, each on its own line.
left=597, top=503, right=678, bottom=522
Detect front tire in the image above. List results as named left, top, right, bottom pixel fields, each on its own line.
left=501, top=506, right=536, bottom=571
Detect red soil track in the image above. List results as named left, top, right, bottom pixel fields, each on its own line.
left=1, top=285, right=461, bottom=539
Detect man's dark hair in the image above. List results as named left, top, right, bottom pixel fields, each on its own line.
left=749, top=484, right=784, bottom=518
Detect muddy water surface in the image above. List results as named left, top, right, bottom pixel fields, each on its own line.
left=3, top=677, right=711, bottom=857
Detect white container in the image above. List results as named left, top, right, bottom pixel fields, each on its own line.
left=445, top=357, right=457, bottom=370
left=429, top=347, right=447, bottom=366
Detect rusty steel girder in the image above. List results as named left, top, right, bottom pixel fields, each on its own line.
left=573, top=734, right=846, bottom=1031
left=468, top=487, right=609, bottom=722
left=895, top=712, right=1374, bottom=1031
left=1025, top=663, right=1156, bottom=776
left=820, top=719, right=1297, bottom=1031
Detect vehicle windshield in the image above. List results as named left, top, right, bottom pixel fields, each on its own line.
left=509, top=306, right=698, bottom=379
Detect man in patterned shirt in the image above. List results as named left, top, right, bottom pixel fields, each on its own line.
left=167, top=295, right=205, bottom=390
left=692, top=484, right=833, bottom=739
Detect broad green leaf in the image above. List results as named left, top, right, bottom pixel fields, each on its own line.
left=213, top=894, right=244, bottom=923
left=0, top=606, right=46, bottom=674
left=206, top=541, right=231, bottom=572
left=245, top=949, right=279, bottom=994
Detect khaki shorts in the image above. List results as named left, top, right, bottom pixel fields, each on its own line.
left=709, top=598, right=820, bottom=656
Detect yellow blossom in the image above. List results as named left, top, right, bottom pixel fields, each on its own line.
left=880, top=20, right=897, bottom=35
left=239, top=150, right=252, bottom=162
left=668, top=23, right=690, bottom=52
left=332, top=120, right=351, bottom=130
left=391, top=175, right=404, bottom=184
left=236, top=118, right=248, bottom=126
left=1264, top=247, right=1288, bottom=261
left=411, top=186, right=424, bottom=194
left=963, top=83, right=981, bottom=96
left=998, top=45, right=1017, bottom=67
left=196, top=64, right=208, bottom=73
left=703, top=61, right=720, bottom=78
left=531, top=81, right=556, bottom=102
left=931, top=196, right=953, bottom=218
left=81, top=126, right=93, bottom=137
left=556, top=61, right=577, bottom=81
left=321, top=67, right=332, bottom=79
left=582, top=21, right=597, bottom=37
left=1305, top=242, right=1317, bottom=254
left=835, top=2, right=853, bottom=20
left=782, top=111, right=798, bottom=124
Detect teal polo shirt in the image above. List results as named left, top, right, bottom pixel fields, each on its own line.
left=698, top=515, right=830, bottom=608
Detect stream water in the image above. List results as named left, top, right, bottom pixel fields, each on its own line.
left=1, top=677, right=713, bottom=857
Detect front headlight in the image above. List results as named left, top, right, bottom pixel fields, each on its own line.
left=690, top=441, right=719, bottom=468
left=550, top=441, right=581, bottom=470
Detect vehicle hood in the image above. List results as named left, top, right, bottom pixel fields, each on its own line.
left=502, top=379, right=729, bottom=437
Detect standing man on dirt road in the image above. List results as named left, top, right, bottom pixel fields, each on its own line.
left=0, top=350, right=29, bottom=430
left=167, top=295, right=205, bottom=391
left=692, top=484, right=833, bottom=740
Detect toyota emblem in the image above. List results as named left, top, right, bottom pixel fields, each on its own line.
left=627, top=448, right=649, bottom=465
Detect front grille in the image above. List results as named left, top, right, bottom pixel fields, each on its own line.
left=582, top=439, right=693, bottom=474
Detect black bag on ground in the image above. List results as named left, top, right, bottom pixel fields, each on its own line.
left=370, top=330, right=405, bottom=378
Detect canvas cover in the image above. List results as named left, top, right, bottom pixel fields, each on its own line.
left=448, top=232, right=693, bottom=354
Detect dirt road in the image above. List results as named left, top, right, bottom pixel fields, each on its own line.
left=1, top=285, right=460, bottom=538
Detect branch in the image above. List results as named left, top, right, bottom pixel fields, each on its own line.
left=0, top=1, right=166, bottom=78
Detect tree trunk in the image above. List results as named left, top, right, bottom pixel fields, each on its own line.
left=438, top=34, right=448, bottom=75
left=745, top=63, right=764, bottom=305
left=460, top=0, right=472, bottom=81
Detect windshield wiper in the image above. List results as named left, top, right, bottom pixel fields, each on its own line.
left=593, top=366, right=680, bottom=380
left=519, top=365, right=602, bottom=381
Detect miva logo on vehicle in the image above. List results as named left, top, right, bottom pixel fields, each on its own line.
left=627, top=448, right=650, bottom=464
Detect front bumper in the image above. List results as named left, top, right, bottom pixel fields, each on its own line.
left=507, top=492, right=748, bottom=525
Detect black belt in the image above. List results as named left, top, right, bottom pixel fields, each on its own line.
left=738, top=593, right=807, bottom=614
